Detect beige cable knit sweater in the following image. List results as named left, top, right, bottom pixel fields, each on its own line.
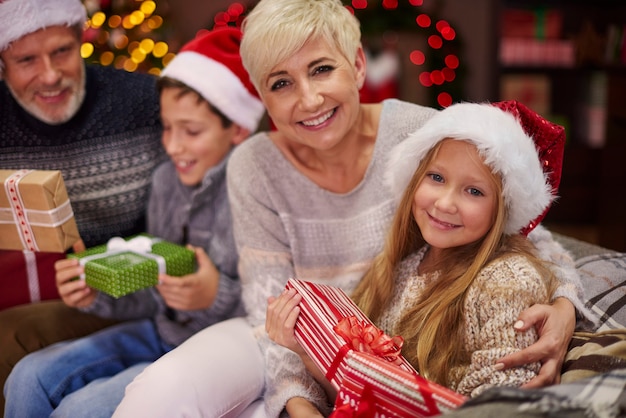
left=378, top=246, right=550, bottom=398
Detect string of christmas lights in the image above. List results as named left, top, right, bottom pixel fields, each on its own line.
left=80, top=0, right=174, bottom=75
left=80, top=0, right=463, bottom=108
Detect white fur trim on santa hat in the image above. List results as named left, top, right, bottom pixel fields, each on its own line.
left=386, top=102, right=554, bottom=235
left=161, top=50, right=264, bottom=132
left=0, top=0, right=86, bottom=54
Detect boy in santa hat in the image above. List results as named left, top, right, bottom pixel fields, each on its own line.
left=4, top=26, right=265, bottom=418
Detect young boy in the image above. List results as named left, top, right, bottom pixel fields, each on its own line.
left=3, top=27, right=265, bottom=418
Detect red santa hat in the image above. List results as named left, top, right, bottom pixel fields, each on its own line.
left=161, top=27, right=264, bottom=132
left=386, top=101, right=565, bottom=236
left=0, top=0, right=87, bottom=63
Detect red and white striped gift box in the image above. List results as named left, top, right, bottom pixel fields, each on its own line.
left=286, top=278, right=415, bottom=390
left=286, top=278, right=466, bottom=417
left=333, top=351, right=467, bottom=417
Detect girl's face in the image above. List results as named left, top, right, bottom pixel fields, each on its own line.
left=258, top=36, right=366, bottom=152
left=160, top=87, right=245, bottom=186
left=412, top=139, right=497, bottom=251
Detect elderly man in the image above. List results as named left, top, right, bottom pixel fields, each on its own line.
left=0, top=0, right=165, bottom=412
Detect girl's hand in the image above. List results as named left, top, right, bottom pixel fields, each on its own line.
left=266, top=288, right=306, bottom=355
left=495, top=297, right=575, bottom=387
left=268, top=289, right=339, bottom=401
left=157, top=246, right=219, bottom=310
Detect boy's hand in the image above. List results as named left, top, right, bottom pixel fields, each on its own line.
left=55, top=252, right=96, bottom=308
left=157, top=246, right=219, bottom=310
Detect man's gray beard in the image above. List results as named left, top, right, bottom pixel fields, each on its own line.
left=7, top=63, right=86, bottom=126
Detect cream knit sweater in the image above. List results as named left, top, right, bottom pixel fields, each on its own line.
left=379, top=246, right=549, bottom=398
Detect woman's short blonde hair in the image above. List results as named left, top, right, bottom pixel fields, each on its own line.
left=240, top=0, right=361, bottom=90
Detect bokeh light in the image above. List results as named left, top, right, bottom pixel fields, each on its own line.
left=438, top=92, right=453, bottom=107
left=410, top=50, right=426, bottom=66
left=416, top=14, right=431, bottom=28
left=428, top=35, right=443, bottom=49
left=80, top=43, right=95, bottom=58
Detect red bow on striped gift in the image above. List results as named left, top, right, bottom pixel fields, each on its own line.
left=333, top=316, right=404, bottom=366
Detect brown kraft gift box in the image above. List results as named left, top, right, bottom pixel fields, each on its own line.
left=0, top=169, right=80, bottom=252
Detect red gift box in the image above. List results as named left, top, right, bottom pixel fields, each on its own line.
left=0, top=249, right=63, bottom=310
left=286, top=279, right=415, bottom=390
left=332, top=351, right=467, bottom=417
left=286, top=279, right=467, bottom=417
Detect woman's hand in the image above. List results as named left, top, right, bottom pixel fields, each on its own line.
left=266, top=288, right=306, bottom=355
left=496, top=297, right=575, bottom=387
left=157, top=245, right=219, bottom=310
left=55, top=239, right=97, bottom=308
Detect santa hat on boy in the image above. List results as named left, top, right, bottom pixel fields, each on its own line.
left=386, top=101, right=565, bottom=236
left=0, top=0, right=87, bottom=73
left=161, top=27, right=264, bottom=132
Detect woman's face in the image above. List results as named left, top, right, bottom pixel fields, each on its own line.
left=412, top=140, right=497, bottom=251
left=160, top=87, right=244, bottom=187
left=258, top=37, right=366, bottom=152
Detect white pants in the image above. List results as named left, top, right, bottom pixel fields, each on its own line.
left=112, top=317, right=266, bottom=418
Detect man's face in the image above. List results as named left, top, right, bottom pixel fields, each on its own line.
left=0, top=25, right=85, bottom=125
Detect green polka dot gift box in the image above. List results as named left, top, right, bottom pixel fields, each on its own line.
left=68, top=235, right=195, bottom=298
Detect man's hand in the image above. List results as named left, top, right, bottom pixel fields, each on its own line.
left=496, top=297, right=575, bottom=387
left=156, top=246, right=219, bottom=310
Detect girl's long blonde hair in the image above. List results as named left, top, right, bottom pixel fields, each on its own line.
left=351, top=140, right=556, bottom=386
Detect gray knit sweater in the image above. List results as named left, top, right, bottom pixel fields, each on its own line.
left=226, top=99, right=589, bottom=417
left=81, top=158, right=244, bottom=347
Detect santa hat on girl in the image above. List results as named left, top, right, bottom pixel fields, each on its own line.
left=0, top=0, right=86, bottom=74
left=161, top=27, right=264, bottom=132
left=386, top=101, right=565, bottom=236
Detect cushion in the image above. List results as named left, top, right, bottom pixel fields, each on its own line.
left=577, top=252, right=626, bottom=331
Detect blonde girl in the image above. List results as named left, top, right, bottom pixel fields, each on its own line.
left=353, top=101, right=562, bottom=396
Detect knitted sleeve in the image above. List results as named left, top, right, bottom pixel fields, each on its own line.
left=451, top=255, right=548, bottom=398
left=227, top=136, right=297, bottom=329
left=227, top=136, right=330, bottom=418
left=528, top=224, right=595, bottom=323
